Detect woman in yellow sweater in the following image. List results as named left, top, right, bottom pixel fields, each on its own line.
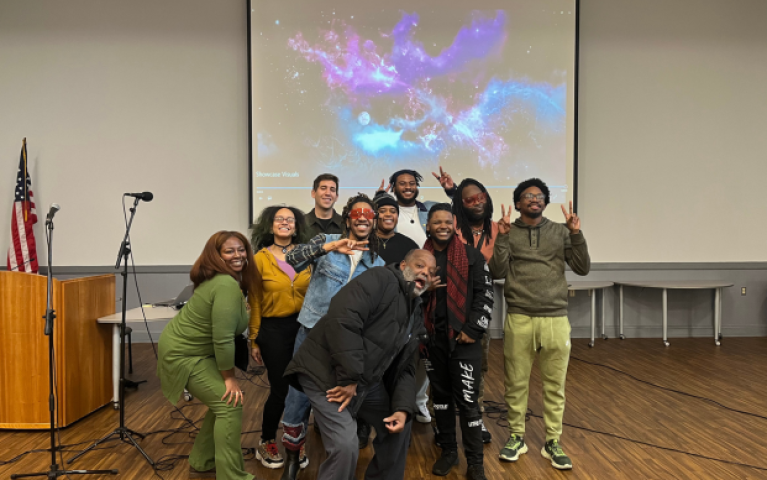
left=249, top=206, right=311, bottom=470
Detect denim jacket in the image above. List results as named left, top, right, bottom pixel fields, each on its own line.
left=286, top=234, right=386, bottom=329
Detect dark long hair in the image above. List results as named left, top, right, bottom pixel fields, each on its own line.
left=190, top=231, right=260, bottom=300
left=452, top=178, right=494, bottom=248
left=341, top=193, right=380, bottom=261
left=250, top=205, right=310, bottom=250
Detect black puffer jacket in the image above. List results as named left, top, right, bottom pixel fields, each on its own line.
left=284, top=264, right=424, bottom=418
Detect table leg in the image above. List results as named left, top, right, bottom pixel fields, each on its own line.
left=619, top=285, right=625, bottom=339
left=112, top=324, right=120, bottom=408
left=662, top=288, right=669, bottom=347
left=715, top=288, right=722, bottom=346
left=601, top=289, right=607, bottom=340
left=589, top=290, right=596, bottom=348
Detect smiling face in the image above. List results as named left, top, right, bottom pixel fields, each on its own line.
left=346, top=201, right=376, bottom=241
left=311, top=180, right=339, bottom=210
left=272, top=207, right=295, bottom=242
left=393, top=174, right=419, bottom=206
left=516, top=186, right=547, bottom=219
left=377, top=205, right=398, bottom=235
left=401, top=250, right=436, bottom=297
left=427, top=210, right=455, bottom=247
left=220, top=236, right=247, bottom=272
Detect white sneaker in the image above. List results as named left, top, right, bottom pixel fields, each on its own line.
left=415, top=404, right=432, bottom=423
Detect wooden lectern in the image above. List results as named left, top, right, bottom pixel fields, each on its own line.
left=0, top=271, right=114, bottom=429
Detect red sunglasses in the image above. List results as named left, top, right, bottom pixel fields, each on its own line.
left=348, top=208, right=377, bottom=220
left=462, top=192, right=488, bottom=207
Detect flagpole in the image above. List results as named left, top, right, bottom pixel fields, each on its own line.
left=22, top=137, right=28, bottom=222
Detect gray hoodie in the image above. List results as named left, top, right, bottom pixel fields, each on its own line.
left=488, top=217, right=590, bottom=317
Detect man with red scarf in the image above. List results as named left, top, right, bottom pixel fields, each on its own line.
left=422, top=203, right=493, bottom=480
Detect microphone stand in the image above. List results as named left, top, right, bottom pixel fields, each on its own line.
left=12, top=214, right=118, bottom=479
left=67, top=197, right=154, bottom=468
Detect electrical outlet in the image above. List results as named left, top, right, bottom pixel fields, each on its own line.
left=742, top=287, right=747, bottom=296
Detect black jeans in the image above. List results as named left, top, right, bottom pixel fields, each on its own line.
left=256, top=313, right=301, bottom=441
left=424, top=332, right=484, bottom=465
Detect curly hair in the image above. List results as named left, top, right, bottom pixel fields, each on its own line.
left=250, top=205, right=310, bottom=250
left=190, top=231, right=260, bottom=300
left=388, top=169, right=423, bottom=187
left=341, top=193, right=380, bottom=261
left=513, top=178, right=550, bottom=211
left=452, top=178, right=494, bottom=248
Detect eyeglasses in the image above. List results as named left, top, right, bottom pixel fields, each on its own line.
left=274, top=216, right=296, bottom=224
left=348, top=208, right=376, bottom=220
left=462, top=192, right=488, bottom=207
left=521, top=193, right=546, bottom=202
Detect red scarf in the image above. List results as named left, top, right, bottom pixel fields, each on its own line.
left=423, top=235, right=469, bottom=339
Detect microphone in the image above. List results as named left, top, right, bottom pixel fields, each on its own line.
left=124, top=192, right=154, bottom=202
left=46, top=203, right=60, bottom=221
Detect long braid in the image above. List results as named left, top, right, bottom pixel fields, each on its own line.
left=452, top=179, right=494, bottom=249
left=341, top=193, right=380, bottom=262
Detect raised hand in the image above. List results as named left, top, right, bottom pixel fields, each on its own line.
left=561, top=201, right=580, bottom=234
left=377, top=179, right=393, bottom=194
left=431, top=166, right=455, bottom=190
left=426, top=266, right=445, bottom=292
left=498, top=204, right=512, bottom=235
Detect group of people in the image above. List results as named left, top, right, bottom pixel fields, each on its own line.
left=157, top=169, right=591, bottom=480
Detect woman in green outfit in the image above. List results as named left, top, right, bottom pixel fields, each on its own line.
left=158, top=230, right=260, bottom=480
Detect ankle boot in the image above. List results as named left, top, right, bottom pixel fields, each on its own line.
left=280, top=448, right=301, bottom=480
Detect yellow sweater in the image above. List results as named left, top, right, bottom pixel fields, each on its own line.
left=249, top=248, right=311, bottom=346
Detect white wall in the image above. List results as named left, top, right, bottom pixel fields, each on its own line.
left=578, top=0, right=767, bottom=262
left=0, top=0, right=250, bottom=266
left=2, top=0, right=766, bottom=266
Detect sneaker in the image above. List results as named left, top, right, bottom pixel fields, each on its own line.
left=431, top=450, right=459, bottom=476
left=481, top=423, right=492, bottom=444
left=466, top=464, right=488, bottom=480
left=499, top=434, right=528, bottom=462
left=256, top=439, right=283, bottom=469
left=299, top=444, right=309, bottom=469
left=541, top=439, right=573, bottom=470
left=415, top=403, right=432, bottom=423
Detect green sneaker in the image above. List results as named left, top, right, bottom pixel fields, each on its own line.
left=499, top=434, right=528, bottom=462
left=541, top=439, right=573, bottom=470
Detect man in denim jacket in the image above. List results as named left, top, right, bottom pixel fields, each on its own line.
left=279, top=193, right=385, bottom=480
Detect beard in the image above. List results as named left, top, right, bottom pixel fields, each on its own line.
left=402, top=266, right=429, bottom=297
left=526, top=209, right=543, bottom=219
left=394, top=187, right=419, bottom=206
left=465, top=208, right=485, bottom=224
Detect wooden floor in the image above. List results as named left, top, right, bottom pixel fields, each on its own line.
left=3, top=338, right=767, bottom=479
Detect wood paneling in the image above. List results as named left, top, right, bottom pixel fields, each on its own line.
left=2, top=338, right=767, bottom=479
left=0, top=272, right=113, bottom=429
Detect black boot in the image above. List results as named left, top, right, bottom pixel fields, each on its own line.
left=432, top=450, right=459, bottom=476
left=357, top=419, right=371, bottom=449
left=467, top=464, right=488, bottom=480
left=280, top=448, right=301, bottom=480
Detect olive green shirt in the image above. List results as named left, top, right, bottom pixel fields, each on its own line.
left=157, top=274, right=248, bottom=404
left=489, top=217, right=590, bottom=317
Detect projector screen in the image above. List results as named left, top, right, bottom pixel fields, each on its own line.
left=249, top=0, right=578, bottom=219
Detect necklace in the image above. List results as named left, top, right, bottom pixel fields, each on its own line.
left=273, top=242, right=292, bottom=254
left=402, top=205, right=416, bottom=224
left=471, top=228, right=484, bottom=236
left=379, top=236, right=391, bottom=250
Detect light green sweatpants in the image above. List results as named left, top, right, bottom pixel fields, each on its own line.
left=503, top=313, right=571, bottom=442
left=186, top=357, right=254, bottom=480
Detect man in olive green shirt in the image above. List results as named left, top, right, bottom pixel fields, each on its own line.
left=488, top=178, right=590, bottom=472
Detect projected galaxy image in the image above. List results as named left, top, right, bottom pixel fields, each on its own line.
left=251, top=1, right=575, bottom=209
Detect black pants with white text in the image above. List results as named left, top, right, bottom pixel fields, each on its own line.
left=424, top=332, right=484, bottom=465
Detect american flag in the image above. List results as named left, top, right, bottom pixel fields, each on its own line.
left=6, top=139, right=38, bottom=273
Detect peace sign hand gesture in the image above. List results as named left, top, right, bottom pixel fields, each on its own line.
left=431, top=166, right=454, bottom=190
left=498, top=204, right=512, bottom=235
left=561, top=201, right=580, bottom=234
left=377, top=179, right=393, bottom=194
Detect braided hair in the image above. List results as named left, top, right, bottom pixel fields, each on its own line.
left=389, top=169, right=423, bottom=186
left=452, top=178, right=494, bottom=249
left=341, top=193, right=380, bottom=261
